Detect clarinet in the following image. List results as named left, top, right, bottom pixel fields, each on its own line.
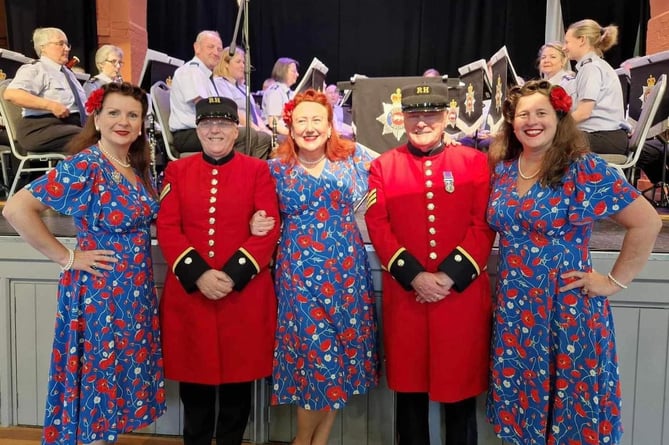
left=146, top=113, right=162, bottom=190
left=271, top=119, right=279, bottom=150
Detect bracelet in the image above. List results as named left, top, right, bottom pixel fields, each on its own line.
left=607, top=272, right=628, bottom=289
left=61, top=248, right=75, bottom=271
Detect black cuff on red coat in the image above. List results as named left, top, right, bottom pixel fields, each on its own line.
left=222, top=249, right=259, bottom=291
left=390, top=250, right=425, bottom=291
left=174, top=248, right=210, bottom=294
left=437, top=247, right=479, bottom=292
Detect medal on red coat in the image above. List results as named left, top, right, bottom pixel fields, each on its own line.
left=443, top=171, right=454, bottom=193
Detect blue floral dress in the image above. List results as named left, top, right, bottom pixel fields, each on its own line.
left=486, top=153, right=639, bottom=445
left=268, top=145, right=379, bottom=410
left=26, top=146, right=166, bottom=445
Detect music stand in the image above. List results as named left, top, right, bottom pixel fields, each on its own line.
left=139, top=49, right=185, bottom=92
left=294, top=57, right=328, bottom=94
left=487, top=46, right=521, bottom=133
left=345, top=75, right=456, bottom=153
left=626, top=49, right=669, bottom=137
left=0, top=49, right=34, bottom=80
left=457, top=59, right=493, bottom=137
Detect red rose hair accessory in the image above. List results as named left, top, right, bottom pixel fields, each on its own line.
left=549, top=85, right=572, bottom=115
left=282, top=99, right=296, bottom=127
left=85, top=88, right=105, bottom=115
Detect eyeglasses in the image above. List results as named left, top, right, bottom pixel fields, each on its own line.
left=198, top=119, right=236, bottom=129
left=46, top=41, right=71, bottom=49
left=105, top=59, right=124, bottom=66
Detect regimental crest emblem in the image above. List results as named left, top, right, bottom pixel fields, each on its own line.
left=640, top=74, right=656, bottom=106
left=465, top=83, right=476, bottom=117
left=375, top=88, right=406, bottom=141
left=446, top=99, right=459, bottom=129
left=494, top=75, right=503, bottom=113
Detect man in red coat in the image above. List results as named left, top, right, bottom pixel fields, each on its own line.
left=365, top=83, right=495, bottom=445
left=157, top=97, right=280, bottom=445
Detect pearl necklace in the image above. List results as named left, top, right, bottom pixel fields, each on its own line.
left=99, top=140, right=130, bottom=168
left=298, top=154, right=326, bottom=167
left=517, top=154, right=540, bottom=180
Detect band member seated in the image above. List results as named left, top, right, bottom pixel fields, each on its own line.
left=84, top=44, right=124, bottom=98
left=3, top=27, right=85, bottom=152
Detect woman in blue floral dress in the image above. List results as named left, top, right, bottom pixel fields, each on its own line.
left=255, top=89, right=378, bottom=445
left=3, top=82, right=165, bottom=444
left=485, top=80, right=661, bottom=445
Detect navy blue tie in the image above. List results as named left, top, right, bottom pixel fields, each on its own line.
left=62, top=66, right=86, bottom=126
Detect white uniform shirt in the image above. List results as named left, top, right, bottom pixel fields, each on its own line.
left=168, top=56, right=220, bottom=131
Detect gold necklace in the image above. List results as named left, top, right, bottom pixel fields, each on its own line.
left=298, top=154, right=326, bottom=167
left=517, top=154, right=540, bottom=180
left=98, top=140, right=131, bottom=168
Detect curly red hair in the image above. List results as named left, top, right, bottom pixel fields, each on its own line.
left=272, top=88, right=354, bottom=163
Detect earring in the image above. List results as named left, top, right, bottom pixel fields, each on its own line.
left=95, top=126, right=99, bottom=132
left=327, top=131, right=331, bottom=139
left=138, top=130, right=141, bottom=136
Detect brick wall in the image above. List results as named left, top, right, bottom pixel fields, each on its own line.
left=648, top=0, right=669, bottom=53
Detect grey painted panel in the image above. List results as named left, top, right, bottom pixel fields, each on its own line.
left=13, top=282, right=38, bottom=425
left=611, top=306, right=640, bottom=445
left=34, top=283, right=57, bottom=428
left=341, top=394, right=368, bottom=445
left=632, top=309, right=669, bottom=444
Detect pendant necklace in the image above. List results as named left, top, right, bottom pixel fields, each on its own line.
left=517, top=154, right=540, bottom=180
left=298, top=154, right=326, bottom=167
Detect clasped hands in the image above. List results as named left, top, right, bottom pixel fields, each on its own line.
left=196, top=270, right=234, bottom=300
left=411, top=271, right=454, bottom=304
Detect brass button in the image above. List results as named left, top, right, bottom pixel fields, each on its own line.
left=209, top=217, right=216, bottom=224
left=429, top=252, right=437, bottom=260
left=239, top=257, right=247, bottom=265
left=211, top=178, right=219, bottom=185
left=210, top=187, right=217, bottom=194
left=429, top=240, right=436, bottom=247
left=429, top=227, right=436, bottom=235
left=455, top=254, right=462, bottom=262
left=212, top=169, right=218, bottom=175
left=426, top=192, right=434, bottom=199
left=208, top=251, right=215, bottom=258
left=397, top=259, right=405, bottom=267
left=425, top=160, right=432, bottom=167
left=209, top=206, right=216, bottom=214
left=425, top=169, right=433, bottom=176
left=208, top=228, right=215, bottom=235
left=425, top=180, right=433, bottom=188
left=208, top=240, right=214, bottom=246
left=209, top=196, right=217, bottom=203
left=428, top=215, right=435, bottom=222
left=184, top=257, right=192, bottom=265
left=427, top=203, right=435, bottom=211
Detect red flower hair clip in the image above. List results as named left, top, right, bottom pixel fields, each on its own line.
left=85, top=88, right=105, bottom=115
left=282, top=99, right=296, bottom=127
left=549, top=86, right=572, bottom=115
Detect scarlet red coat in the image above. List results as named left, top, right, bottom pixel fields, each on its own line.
left=157, top=152, right=280, bottom=385
left=365, top=143, right=495, bottom=402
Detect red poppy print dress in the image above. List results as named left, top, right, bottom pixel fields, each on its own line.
left=26, top=146, right=166, bottom=445
left=268, top=144, right=379, bottom=410
left=485, top=153, right=639, bottom=445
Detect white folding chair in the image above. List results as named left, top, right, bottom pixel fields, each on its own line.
left=149, top=80, right=179, bottom=161
left=600, top=74, right=667, bottom=183
left=0, top=79, right=66, bottom=197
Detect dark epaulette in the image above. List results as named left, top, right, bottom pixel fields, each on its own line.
left=581, top=58, right=592, bottom=65
left=189, top=61, right=200, bottom=66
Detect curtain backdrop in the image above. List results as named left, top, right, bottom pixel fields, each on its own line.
left=5, top=0, right=97, bottom=72
left=147, top=0, right=648, bottom=91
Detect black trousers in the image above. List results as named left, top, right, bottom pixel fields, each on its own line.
left=179, top=381, right=253, bottom=445
left=17, top=114, right=82, bottom=153
left=585, top=128, right=629, bottom=156
left=172, top=126, right=272, bottom=159
left=396, top=392, right=477, bottom=445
